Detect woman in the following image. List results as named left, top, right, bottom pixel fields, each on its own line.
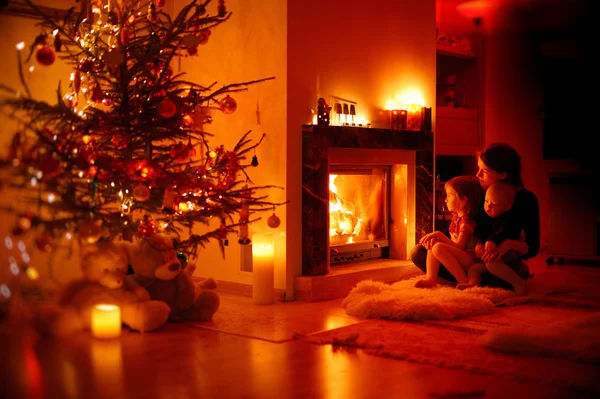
left=411, top=142, right=540, bottom=289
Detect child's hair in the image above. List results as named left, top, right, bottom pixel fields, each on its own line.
left=486, top=181, right=517, bottom=210
left=445, top=175, right=483, bottom=219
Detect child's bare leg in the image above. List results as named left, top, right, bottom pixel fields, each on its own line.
left=457, top=263, right=485, bottom=290
left=431, top=243, right=469, bottom=284
left=415, top=250, right=440, bottom=288
left=486, top=261, right=527, bottom=296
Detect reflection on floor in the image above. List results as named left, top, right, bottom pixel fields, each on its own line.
left=1, top=256, right=600, bottom=399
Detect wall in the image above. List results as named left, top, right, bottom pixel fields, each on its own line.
left=286, top=0, right=436, bottom=298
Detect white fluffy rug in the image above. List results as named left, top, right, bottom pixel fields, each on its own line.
left=479, top=311, right=600, bottom=363
left=342, top=277, right=518, bottom=321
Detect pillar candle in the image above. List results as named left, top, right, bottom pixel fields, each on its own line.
left=252, top=233, right=275, bottom=305
left=406, top=104, right=422, bottom=131
left=91, top=304, right=121, bottom=339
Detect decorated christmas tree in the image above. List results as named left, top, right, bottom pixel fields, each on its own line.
left=0, top=0, right=284, bottom=265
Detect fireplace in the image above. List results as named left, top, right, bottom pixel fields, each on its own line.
left=302, top=125, right=434, bottom=276
left=328, top=165, right=390, bottom=265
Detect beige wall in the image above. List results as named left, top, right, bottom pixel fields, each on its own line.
left=286, top=0, right=437, bottom=297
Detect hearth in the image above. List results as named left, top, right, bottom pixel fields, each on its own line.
left=302, top=125, right=434, bottom=276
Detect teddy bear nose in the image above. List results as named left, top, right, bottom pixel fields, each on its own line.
left=168, top=263, right=180, bottom=272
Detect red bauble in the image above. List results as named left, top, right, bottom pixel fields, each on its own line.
left=36, top=47, right=56, bottom=66
left=79, top=221, right=102, bottom=244
left=35, top=232, right=55, bottom=252
left=91, top=85, right=103, bottom=103
left=37, top=154, right=62, bottom=180
left=156, top=0, right=166, bottom=7
left=198, top=29, right=211, bottom=45
left=220, top=95, right=237, bottom=114
left=186, top=46, right=198, bottom=56
left=267, top=212, right=281, bottom=229
left=159, top=99, right=177, bottom=118
left=133, top=184, right=151, bottom=202
left=138, top=215, right=156, bottom=236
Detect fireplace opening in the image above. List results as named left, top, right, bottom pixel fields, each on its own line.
left=329, top=166, right=390, bottom=265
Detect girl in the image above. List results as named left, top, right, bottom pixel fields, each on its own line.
left=415, top=175, right=483, bottom=288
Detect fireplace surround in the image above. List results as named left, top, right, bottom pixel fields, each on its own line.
left=301, top=125, right=434, bottom=276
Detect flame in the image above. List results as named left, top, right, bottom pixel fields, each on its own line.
left=329, top=175, right=362, bottom=242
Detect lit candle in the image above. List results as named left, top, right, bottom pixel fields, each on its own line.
left=406, top=104, right=422, bottom=131
left=91, top=304, right=121, bottom=339
left=252, top=233, right=275, bottom=305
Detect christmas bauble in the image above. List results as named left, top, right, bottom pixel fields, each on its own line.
left=220, top=95, right=237, bottom=114
left=198, top=29, right=211, bottom=45
left=267, top=212, right=281, bottom=229
left=35, top=232, right=55, bottom=252
left=159, top=99, right=177, bottom=118
left=36, top=47, right=56, bottom=66
left=138, top=215, right=156, bottom=236
left=133, top=184, right=151, bottom=202
left=79, top=221, right=101, bottom=244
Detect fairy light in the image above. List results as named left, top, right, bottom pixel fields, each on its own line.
left=30, top=177, right=37, bottom=187
left=17, top=241, right=26, bottom=252
left=21, top=252, right=31, bottom=264
left=65, top=232, right=73, bottom=240
left=15, top=41, right=25, bottom=51
left=9, top=257, right=19, bottom=275
left=4, top=237, right=13, bottom=250
left=28, top=66, right=35, bottom=73
left=0, top=284, right=10, bottom=299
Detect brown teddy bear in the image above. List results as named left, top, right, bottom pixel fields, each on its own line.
left=130, top=234, right=220, bottom=322
left=36, top=240, right=171, bottom=337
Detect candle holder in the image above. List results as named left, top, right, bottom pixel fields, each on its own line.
left=421, top=106, right=432, bottom=131
left=251, top=233, right=275, bottom=305
left=91, top=304, right=122, bottom=339
left=390, top=109, right=407, bottom=130
left=407, top=104, right=422, bottom=131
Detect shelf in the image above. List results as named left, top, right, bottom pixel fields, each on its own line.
left=437, top=106, right=478, bottom=120
left=436, top=43, right=476, bottom=59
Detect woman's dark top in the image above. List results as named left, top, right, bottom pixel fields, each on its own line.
left=474, top=188, right=540, bottom=260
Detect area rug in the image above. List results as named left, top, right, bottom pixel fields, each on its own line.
left=341, top=275, right=578, bottom=322
left=480, top=311, right=600, bottom=364
left=301, top=317, right=600, bottom=394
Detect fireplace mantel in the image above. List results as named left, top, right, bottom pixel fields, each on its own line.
left=301, top=125, right=435, bottom=276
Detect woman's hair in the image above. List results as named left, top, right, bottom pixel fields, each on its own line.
left=477, top=142, right=524, bottom=187
left=445, top=175, right=483, bottom=219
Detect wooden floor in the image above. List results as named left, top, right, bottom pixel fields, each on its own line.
left=2, top=256, right=600, bottom=399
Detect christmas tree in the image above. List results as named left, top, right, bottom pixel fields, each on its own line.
left=0, top=0, right=283, bottom=261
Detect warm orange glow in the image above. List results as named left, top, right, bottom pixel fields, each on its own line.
left=82, top=134, right=92, bottom=144
left=385, top=88, right=425, bottom=111
left=329, top=175, right=363, bottom=242
left=91, top=304, right=121, bottom=339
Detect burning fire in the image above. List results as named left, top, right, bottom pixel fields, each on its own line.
left=329, top=175, right=362, bottom=243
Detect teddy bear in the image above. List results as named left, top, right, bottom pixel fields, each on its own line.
left=35, top=240, right=171, bottom=337
left=129, top=234, right=220, bottom=322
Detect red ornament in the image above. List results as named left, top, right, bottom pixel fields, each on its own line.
left=79, top=221, right=102, bottom=244
left=36, top=47, right=56, bottom=66
left=186, top=46, right=198, bottom=56
left=37, top=154, right=62, bottom=180
left=198, top=29, right=211, bottom=45
left=220, top=95, right=237, bottom=114
left=138, top=215, right=156, bottom=236
left=170, top=143, right=191, bottom=162
left=35, top=232, right=55, bottom=252
left=267, top=212, right=281, bottom=229
left=91, top=85, right=103, bottom=103
left=159, top=98, right=177, bottom=118
left=156, top=0, right=166, bottom=7
left=121, top=27, right=131, bottom=46
left=133, top=184, right=151, bottom=202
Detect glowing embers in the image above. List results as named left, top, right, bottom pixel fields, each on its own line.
left=328, top=168, right=387, bottom=247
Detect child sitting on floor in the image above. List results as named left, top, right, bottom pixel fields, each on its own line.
left=458, top=181, right=527, bottom=294
left=415, top=175, right=483, bottom=288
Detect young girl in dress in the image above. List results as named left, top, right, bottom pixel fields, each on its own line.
left=415, top=175, right=483, bottom=288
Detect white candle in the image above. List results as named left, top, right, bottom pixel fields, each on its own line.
left=252, top=233, right=275, bottom=305
left=91, top=304, right=121, bottom=339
